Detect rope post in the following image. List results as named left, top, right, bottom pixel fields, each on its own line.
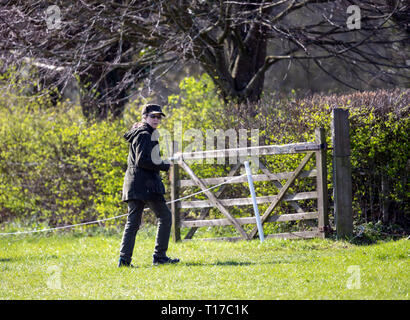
left=315, top=127, right=329, bottom=238
left=244, top=161, right=264, bottom=242
left=332, top=108, right=353, bottom=239
left=170, top=142, right=181, bottom=242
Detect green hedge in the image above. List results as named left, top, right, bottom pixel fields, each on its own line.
left=0, top=69, right=128, bottom=227
left=163, top=77, right=409, bottom=230
left=0, top=104, right=128, bottom=227
left=0, top=71, right=408, bottom=233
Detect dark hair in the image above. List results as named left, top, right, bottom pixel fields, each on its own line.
left=141, top=104, right=166, bottom=117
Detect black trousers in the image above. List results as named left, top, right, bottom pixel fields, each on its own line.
left=119, top=199, right=172, bottom=263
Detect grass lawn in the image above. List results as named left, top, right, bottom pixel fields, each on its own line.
left=0, top=229, right=408, bottom=300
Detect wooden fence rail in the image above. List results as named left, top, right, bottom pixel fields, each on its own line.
left=169, top=127, right=330, bottom=242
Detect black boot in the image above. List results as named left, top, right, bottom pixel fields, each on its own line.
left=153, top=255, right=180, bottom=265
left=118, top=257, right=136, bottom=268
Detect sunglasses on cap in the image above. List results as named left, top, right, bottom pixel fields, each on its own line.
left=148, top=114, right=163, bottom=120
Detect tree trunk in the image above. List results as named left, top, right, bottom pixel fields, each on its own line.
left=79, top=41, right=134, bottom=121
left=230, top=28, right=267, bottom=103
left=193, top=9, right=269, bottom=104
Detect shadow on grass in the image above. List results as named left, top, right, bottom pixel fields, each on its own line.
left=0, top=254, right=59, bottom=263
left=184, top=260, right=253, bottom=267
left=181, top=257, right=312, bottom=267
left=139, top=256, right=313, bottom=269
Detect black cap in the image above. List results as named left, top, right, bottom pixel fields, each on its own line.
left=141, top=104, right=166, bottom=117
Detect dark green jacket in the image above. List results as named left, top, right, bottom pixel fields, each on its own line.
left=122, top=123, right=170, bottom=202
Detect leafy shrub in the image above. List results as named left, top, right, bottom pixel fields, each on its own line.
left=290, top=89, right=409, bottom=225
left=162, top=78, right=409, bottom=232
left=1, top=68, right=408, bottom=235
left=0, top=69, right=128, bottom=228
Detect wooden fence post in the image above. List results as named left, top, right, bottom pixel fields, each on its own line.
left=170, top=143, right=181, bottom=242
left=315, top=127, right=329, bottom=238
left=332, top=108, right=353, bottom=239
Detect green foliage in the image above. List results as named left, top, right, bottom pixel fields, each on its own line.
left=162, top=74, right=232, bottom=219
left=161, top=76, right=327, bottom=234
left=0, top=69, right=128, bottom=227
left=349, top=105, right=409, bottom=222
left=161, top=77, right=409, bottom=234
left=165, top=74, right=225, bottom=131
left=0, top=68, right=408, bottom=234
left=352, top=221, right=408, bottom=245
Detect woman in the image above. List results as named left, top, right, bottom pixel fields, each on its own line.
left=118, top=104, right=179, bottom=267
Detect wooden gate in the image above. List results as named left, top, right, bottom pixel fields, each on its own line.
left=169, top=128, right=330, bottom=242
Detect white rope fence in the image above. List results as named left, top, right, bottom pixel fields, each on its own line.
left=0, top=174, right=247, bottom=236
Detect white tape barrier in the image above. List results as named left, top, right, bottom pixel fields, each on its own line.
left=0, top=174, right=247, bottom=236
left=244, top=161, right=264, bottom=242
